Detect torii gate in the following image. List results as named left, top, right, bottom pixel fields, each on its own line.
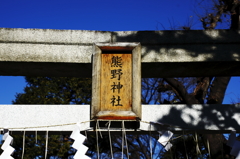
left=0, top=28, right=240, bottom=133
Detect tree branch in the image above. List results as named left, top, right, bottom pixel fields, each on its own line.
left=163, top=78, right=198, bottom=104
left=207, top=77, right=231, bottom=104
left=193, top=77, right=212, bottom=104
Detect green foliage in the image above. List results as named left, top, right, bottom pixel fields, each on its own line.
left=85, top=134, right=163, bottom=158
left=9, top=76, right=231, bottom=158
left=10, top=134, right=74, bottom=159
left=13, top=77, right=92, bottom=104
left=10, top=77, right=92, bottom=158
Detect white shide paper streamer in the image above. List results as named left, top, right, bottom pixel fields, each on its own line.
left=0, top=130, right=15, bottom=159
left=70, top=124, right=90, bottom=159
left=158, top=130, right=173, bottom=151
left=165, top=142, right=173, bottom=151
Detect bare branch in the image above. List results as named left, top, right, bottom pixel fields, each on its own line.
left=193, top=77, right=212, bottom=104
left=163, top=78, right=198, bottom=104
left=207, top=77, right=231, bottom=104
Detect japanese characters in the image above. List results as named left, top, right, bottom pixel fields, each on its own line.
left=100, top=53, right=132, bottom=111
left=110, top=56, right=123, bottom=106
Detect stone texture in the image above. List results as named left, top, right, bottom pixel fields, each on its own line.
left=0, top=28, right=111, bottom=43
left=1, top=28, right=240, bottom=77
left=0, top=105, right=239, bottom=133
left=0, top=43, right=92, bottom=63
left=141, top=104, right=240, bottom=132
left=0, top=105, right=90, bottom=132
left=1, top=28, right=240, bottom=133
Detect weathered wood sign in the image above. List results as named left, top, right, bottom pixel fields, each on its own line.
left=91, top=43, right=141, bottom=120
left=101, top=53, right=132, bottom=110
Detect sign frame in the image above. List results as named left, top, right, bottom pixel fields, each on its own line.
left=91, top=43, right=141, bottom=120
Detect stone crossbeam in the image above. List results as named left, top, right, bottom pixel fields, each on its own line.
left=1, top=28, right=240, bottom=133
left=1, top=28, right=240, bottom=77
left=0, top=105, right=239, bottom=133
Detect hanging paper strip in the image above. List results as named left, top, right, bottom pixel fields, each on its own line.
left=70, top=124, right=90, bottom=159
left=158, top=130, right=173, bottom=151
left=164, top=142, right=173, bottom=151
left=0, top=130, right=15, bottom=159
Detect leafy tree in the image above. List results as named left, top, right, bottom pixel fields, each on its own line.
left=13, top=77, right=91, bottom=104
left=85, top=134, right=162, bottom=159
left=8, top=77, right=92, bottom=159
left=6, top=74, right=235, bottom=157
left=9, top=77, right=165, bottom=159
left=10, top=134, right=75, bottom=159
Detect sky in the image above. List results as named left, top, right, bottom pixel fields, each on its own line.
left=0, top=0, right=239, bottom=104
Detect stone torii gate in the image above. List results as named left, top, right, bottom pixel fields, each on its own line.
left=0, top=28, right=240, bottom=133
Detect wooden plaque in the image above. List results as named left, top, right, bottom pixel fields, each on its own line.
left=91, top=43, right=141, bottom=120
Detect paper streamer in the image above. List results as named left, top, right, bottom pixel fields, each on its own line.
left=158, top=131, right=173, bottom=146
left=0, top=130, right=15, bottom=159
left=70, top=124, right=90, bottom=159
left=158, top=130, right=173, bottom=151
left=165, top=142, right=173, bottom=151
left=158, top=131, right=173, bottom=151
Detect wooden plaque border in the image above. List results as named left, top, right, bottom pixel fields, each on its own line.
left=91, top=43, right=141, bottom=120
